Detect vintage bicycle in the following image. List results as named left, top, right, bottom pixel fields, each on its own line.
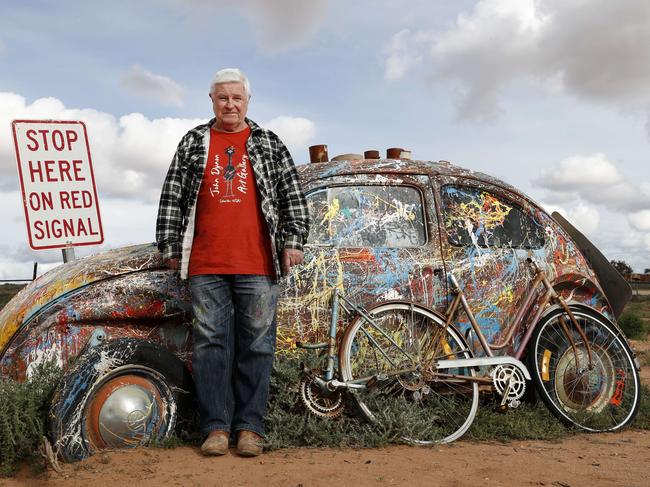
left=297, top=258, right=640, bottom=444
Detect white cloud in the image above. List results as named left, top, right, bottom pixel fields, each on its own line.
left=566, top=203, right=600, bottom=237
left=394, top=0, right=650, bottom=120
left=170, top=0, right=330, bottom=51
left=429, top=0, right=547, bottom=119
left=120, top=65, right=184, bottom=106
left=383, top=29, right=423, bottom=81
left=533, top=152, right=650, bottom=271
left=535, top=153, right=624, bottom=189
left=0, top=261, right=60, bottom=281
left=1, top=92, right=317, bottom=202
left=533, top=153, right=650, bottom=211
left=264, top=116, right=316, bottom=159
left=542, top=201, right=600, bottom=237
left=629, top=210, right=650, bottom=231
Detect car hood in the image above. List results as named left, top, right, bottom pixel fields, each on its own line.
left=0, top=243, right=163, bottom=353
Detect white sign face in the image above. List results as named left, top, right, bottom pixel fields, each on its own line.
left=12, top=120, right=104, bottom=250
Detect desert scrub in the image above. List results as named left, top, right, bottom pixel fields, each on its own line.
left=264, top=355, right=574, bottom=450
left=0, top=362, right=61, bottom=476
left=467, top=401, right=568, bottom=441
left=0, top=284, right=25, bottom=311
left=632, top=385, right=650, bottom=430
left=618, top=311, right=646, bottom=339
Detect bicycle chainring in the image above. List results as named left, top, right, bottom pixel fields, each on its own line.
left=299, top=377, right=344, bottom=418
left=491, top=364, right=526, bottom=408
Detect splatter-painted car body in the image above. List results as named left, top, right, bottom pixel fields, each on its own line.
left=0, top=157, right=630, bottom=458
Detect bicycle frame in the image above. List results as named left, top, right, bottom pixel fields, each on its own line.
left=298, top=289, right=421, bottom=385
left=445, top=258, right=593, bottom=367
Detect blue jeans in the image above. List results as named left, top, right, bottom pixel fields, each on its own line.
left=189, top=274, right=279, bottom=437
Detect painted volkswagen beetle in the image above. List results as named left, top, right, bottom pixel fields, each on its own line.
left=0, top=150, right=636, bottom=460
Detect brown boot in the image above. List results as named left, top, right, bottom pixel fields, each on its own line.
left=200, top=430, right=230, bottom=456
left=236, top=430, right=263, bottom=457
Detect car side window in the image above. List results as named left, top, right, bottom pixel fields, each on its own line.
left=307, top=185, right=426, bottom=248
left=441, top=185, right=545, bottom=249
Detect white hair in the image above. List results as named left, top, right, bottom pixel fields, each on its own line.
left=209, top=68, right=251, bottom=98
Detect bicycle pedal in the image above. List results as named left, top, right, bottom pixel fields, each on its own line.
left=508, top=399, right=521, bottom=409
left=494, top=404, right=509, bottom=414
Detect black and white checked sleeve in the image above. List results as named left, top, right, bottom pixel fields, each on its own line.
left=275, top=138, right=310, bottom=251
left=155, top=138, right=188, bottom=261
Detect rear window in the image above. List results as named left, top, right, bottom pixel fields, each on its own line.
left=307, top=185, right=426, bottom=248
left=441, top=185, right=545, bottom=249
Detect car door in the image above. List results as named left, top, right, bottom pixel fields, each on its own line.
left=432, top=177, right=546, bottom=355
left=277, top=173, right=447, bottom=349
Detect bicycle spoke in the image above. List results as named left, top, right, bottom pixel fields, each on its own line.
left=529, top=307, right=639, bottom=432
left=340, top=303, right=478, bottom=444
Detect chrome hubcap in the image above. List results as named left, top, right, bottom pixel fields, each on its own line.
left=84, top=370, right=171, bottom=451
left=98, top=384, right=157, bottom=447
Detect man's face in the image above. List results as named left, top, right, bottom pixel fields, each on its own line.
left=210, top=82, right=249, bottom=132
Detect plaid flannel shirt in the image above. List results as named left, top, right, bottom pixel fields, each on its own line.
left=156, top=117, right=310, bottom=279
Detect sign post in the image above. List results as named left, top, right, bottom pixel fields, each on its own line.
left=12, top=120, right=104, bottom=261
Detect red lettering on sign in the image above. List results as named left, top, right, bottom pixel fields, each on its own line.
left=58, top=160, right=72, bottom=181
left=66, top=130, right=78, bottom=151
left=26, top=160, right=86, bottom=183
left=26, top=130, right=39, bottom=151
left=28, top=160, right=43, bottom=182
left=23, top=129, right=80, bottom=152
left=59, top=192, right=70, bottom=209
left=31, top=217, right=100, bottom=241
left=34, top=220, right=44, bottom=240
left=59, top=190, right=93, bottom=209
left=51, top=130, right=65, bottom=151
left=44, top=160, right=56, bottom=182
left=72, top=160, right=85, bottom=181
left=28, top=192, right=54, bottom=211
left=38, top=130, right=50, bottom=150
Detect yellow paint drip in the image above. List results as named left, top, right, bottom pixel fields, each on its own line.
left=494, top=287, right=514, bottom=306
left=442, top=338, right=454, bottom=359
left=320, top=198, right=340, bottom=237
left=449, top=191, right=513, bottom=232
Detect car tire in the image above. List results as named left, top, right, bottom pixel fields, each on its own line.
left=49, top=338, right=193, bottom=462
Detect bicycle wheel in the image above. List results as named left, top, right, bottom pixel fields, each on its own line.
left=339, top=302, right=479, bottom=444
left=528, top=305, right=640, bottom=431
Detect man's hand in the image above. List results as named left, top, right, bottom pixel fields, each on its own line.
left=282, top=248, right=304, bottom=275
left=164, top=258, right=180, bottom=270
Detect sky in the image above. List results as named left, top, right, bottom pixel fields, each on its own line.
left=1, top=0, right=649, bottom=279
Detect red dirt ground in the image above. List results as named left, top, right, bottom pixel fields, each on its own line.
left=3, top=431, right=649, bottom=487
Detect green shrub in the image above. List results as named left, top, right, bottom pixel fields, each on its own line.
left=618, top=311, right=646, bottom=339
left=632, top=385, right=650, bottom=430
left=264, top=355, right=572, bottom=450
left=0, top=362, right=61, bottom=476
left=468, top=400, right=568, bottom=441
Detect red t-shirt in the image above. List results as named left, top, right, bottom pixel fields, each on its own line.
left=188, top=126, right=275, bottom=276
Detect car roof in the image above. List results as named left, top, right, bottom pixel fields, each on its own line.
left=297, top=158, right=525, bottom=199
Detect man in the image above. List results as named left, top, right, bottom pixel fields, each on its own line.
left=156, top=68, right=309, bottom=457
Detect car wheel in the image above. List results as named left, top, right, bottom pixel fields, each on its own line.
left=49, top=338, right=193, bottom=461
